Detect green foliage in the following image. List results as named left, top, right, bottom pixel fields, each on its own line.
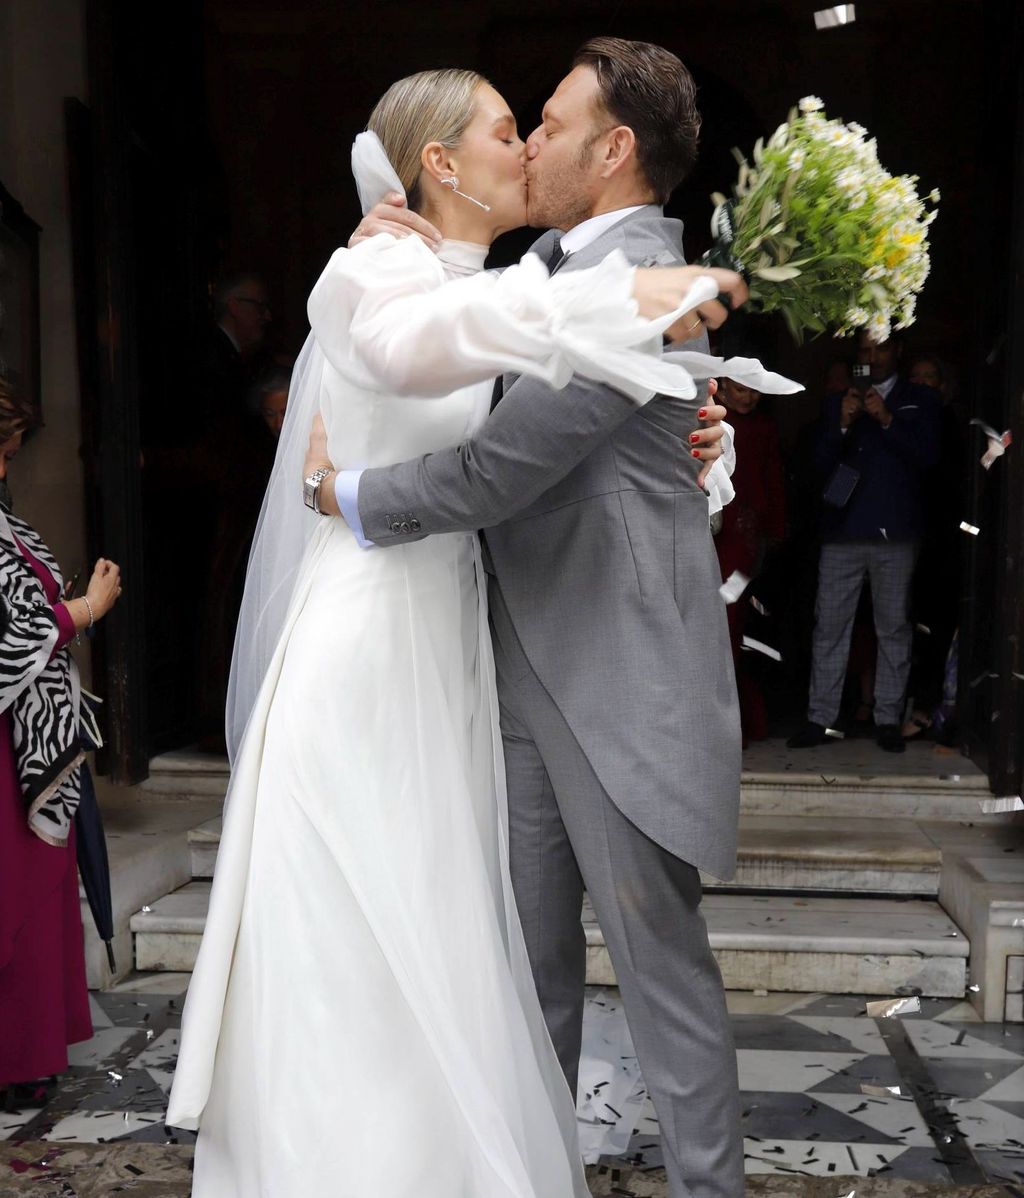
left=712, top=97, right=939, bottom=344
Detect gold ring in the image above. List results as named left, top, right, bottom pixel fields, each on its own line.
left=687, top=318, right=703, bottom=333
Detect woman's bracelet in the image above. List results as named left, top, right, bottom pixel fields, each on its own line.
left=83, top=596, right=95, bottom=629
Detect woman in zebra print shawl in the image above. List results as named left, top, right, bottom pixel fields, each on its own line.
left=0, top=379, right=121, bottom=1099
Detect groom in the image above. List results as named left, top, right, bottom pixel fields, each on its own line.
left=314, top=40, right=744, bottom=1198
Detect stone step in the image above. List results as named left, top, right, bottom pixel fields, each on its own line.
left=709, top=816, right=942, bottom=894
left=131, top=884, right=968, bottom=997
left=187, top=814, right=943, bottom=894
left=739, top=738, right=994, bottom=821
left=152, top=737, right=1003, bottom=823
left=141, top=749, right=230, bottom=799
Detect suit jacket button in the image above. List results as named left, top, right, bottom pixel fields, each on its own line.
left=410, top=519, right=421, bottom=532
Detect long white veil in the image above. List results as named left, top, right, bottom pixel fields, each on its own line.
left=225, top=133, right=404, bottom=761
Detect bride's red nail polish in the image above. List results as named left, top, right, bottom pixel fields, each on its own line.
left=689, top=433, right=700, bottom=444
left=691, top=448, right=701, bottom=458
left=698, top=408, right=708, bottom=418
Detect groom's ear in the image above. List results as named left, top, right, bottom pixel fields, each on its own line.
left=599, top=125, right=637, bottom=179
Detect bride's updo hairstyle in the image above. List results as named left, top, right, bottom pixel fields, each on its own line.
left=368, top=68, right=486, bottom=213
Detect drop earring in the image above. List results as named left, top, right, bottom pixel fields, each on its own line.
left=440, top=175, right=491, bottom=212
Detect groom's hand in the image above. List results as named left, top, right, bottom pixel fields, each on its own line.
left=689, top=379, right=728, bottom=488
left=349, top=193, right=444, bottom=251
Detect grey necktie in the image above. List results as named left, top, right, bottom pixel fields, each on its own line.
left=492, top=237, right=569, bottom=410
left=547, top=236, right=569, bottom=275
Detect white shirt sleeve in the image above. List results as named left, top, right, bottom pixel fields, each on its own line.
left=703, top=421, right=736, bottom=516
left=305, top=234, right=722, bottom=404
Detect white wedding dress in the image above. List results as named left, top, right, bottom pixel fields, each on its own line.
left=166, top=234, right=721, bottom=1198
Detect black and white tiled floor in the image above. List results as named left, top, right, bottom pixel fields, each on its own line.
left=2, top=979, right=1022, bottom=1192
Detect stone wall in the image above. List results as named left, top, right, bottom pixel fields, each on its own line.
left=0, top=0, right=89, bottom=679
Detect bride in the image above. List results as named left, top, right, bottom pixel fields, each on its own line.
left=166, top=68, right=747, bottom=1197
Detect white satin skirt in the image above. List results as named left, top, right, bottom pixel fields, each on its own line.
left=166, top=519, right=587, bottom=1198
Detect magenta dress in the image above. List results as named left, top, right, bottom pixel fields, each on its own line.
left=0, top=538, right=92, bottom=1085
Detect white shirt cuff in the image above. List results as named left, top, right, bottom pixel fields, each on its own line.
left=335, top=470, right=375, bottom=548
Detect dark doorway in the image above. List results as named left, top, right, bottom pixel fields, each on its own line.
left=72, top=0, right=1022, bottom=793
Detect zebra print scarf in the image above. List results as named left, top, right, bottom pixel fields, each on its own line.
left=0, top=510, right=83, bottom=847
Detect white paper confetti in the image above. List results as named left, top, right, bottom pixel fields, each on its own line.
left=577, top=990, right=646, bottom=1164
left=718, top=570, right=750, bottom=604
left=960, top=521, right=981, bottom=536
left=981, top=795, right=1023, bottom=813
left=742, top=635, right=782, bottom=661
left=866, top=995, right=922, bottom=1018
left=749, top=595, right=769, bottom=617
left=970, top=418, right=1012, bottom=469
left=860, top=1083, right=906, bottom=1097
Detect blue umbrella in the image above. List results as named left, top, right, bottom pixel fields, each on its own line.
left=74, top=693, right=116, bottom=973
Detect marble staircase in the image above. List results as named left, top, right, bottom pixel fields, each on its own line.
left=130, top=740, right=1023, bottom=1014
left=132, top=880, right=971, bottom=996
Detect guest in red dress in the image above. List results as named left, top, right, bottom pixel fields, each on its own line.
left=0, top=380, right=122, bottom=1106
left=715, top=378, right=786, bottom=744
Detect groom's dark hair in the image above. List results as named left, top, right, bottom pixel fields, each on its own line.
left=573, top=37, right=700, bottom=204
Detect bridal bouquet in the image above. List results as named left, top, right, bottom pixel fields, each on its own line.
left=704, top=97, right=939, bottom=343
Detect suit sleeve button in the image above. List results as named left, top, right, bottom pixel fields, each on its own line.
left=410, top=519, right=421, bottom=532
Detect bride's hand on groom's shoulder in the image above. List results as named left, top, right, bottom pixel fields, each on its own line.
left=349, top=193, right=444, bottom=251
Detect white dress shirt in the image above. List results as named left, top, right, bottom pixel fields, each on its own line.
left=558, top=206, right=647, bottom=256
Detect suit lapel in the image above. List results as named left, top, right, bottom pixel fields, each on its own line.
left=491, top=206, right=680, bottom=409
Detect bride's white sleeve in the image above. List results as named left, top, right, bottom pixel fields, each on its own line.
left=306, top=234, right=720, bottom=403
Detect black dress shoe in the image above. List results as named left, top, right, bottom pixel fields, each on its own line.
left=787, top=721, right=831, bottom=749
left=876, top=724, right=907, bottom=753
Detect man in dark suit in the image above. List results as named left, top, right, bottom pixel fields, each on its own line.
left=196, top=272, right=273, bottom=751
left=789, top=332, right=941, bottom=753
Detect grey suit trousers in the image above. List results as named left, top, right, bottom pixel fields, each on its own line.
left=489, top=580, right=743, bottom=1198
left=808, top=540, right=918, bottom=727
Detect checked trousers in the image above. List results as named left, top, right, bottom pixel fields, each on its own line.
left=808, top=539, right=918, bottom=728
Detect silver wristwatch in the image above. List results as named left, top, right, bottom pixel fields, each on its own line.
left=303, top=466, right=335, bottom=515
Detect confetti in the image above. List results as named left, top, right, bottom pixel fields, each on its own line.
left=970, top=418, right=1013, bottom=469
left=141, top=905, right=152, bottom=913
left=718, top=570, right=750, bottom=604
left=742, top=635, right=782, bottom=661
left=968, top=984, right=981, bottom=993
left=915, top=623, right=932, bottom=635
left=107, top=1071, right=123, bottom=1086
left=861, top=1083, right=905, bottom=1097
left=960, top=521, right=981, bottom=536
left=866, top=996, right=922, bottom=1018
left=980, top=796, right=1023, bottom=813
left=750, top=595, right=769, bottom=617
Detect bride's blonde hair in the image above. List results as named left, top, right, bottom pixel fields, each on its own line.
left=368, top=68, right=486, bottom=213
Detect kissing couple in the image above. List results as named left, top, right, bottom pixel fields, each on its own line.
left=168, top=35, right=800, bottom=1198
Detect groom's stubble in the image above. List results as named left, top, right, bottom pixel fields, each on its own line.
left=526, top=134, right=602, bottom=232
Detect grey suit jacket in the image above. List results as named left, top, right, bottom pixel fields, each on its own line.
left=357, top=206, right=740, bottom=880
